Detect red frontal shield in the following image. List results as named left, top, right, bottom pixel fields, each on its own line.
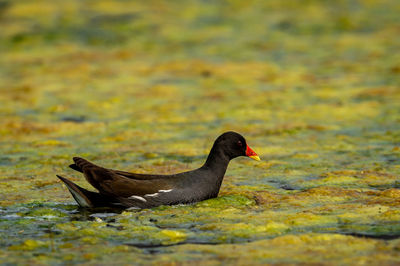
left=246, top=145, right=260, bottom=161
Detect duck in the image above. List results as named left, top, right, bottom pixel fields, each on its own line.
left=57, top=131, right=260, bottom=209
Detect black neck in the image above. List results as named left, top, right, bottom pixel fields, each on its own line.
left=198, top=144, right=231, bottom=198
left=202, top=144, right=230, bottom=177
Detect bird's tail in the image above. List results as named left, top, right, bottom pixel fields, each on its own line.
left=57, top=175, right=112, bottom=208
left=69, top=157, right=99, bottom=173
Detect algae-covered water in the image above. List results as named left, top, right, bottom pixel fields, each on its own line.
left=1, top=0, right=400, bottom=264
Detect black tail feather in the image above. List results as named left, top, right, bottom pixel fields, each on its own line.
left=69, top=164, right=83, bottom=173
left=57, top=175, right=116, bottom=208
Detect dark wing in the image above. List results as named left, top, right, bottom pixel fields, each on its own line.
left=115, top=169, right=214, bottom=208
left=111, top=170, right=166, bottom=180
left=72, top=157, right=173, bottom=197
left=115, top=187, right=196, bottom=209
left=70, top=158, right=171, bottom=180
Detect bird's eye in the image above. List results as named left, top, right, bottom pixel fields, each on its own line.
left=237, top=141, right=243, bottom=147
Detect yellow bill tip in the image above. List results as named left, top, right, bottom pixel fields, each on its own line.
left=249, top=155, right=260, bottom=161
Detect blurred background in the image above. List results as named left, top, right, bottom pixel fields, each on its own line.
left=1, top=0, right=400, bottom=211
left=2, top=0, right=399, bottom=184
left=1, top=0, right=400, bottom=264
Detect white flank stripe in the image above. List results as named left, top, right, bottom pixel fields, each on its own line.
left=145, top=193, right=159, bottom=197
left=127, top=206, right=140, bottom=211
left=158, top=189, right=173, bottom=193
left=129, top=195, right=147, bottom=202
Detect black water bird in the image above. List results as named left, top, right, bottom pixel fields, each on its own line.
left=57, top=131, right=260, bottom=209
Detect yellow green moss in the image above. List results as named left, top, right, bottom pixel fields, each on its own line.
left=1, top=0, right=400, bottom=264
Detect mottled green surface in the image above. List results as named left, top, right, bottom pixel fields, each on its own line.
left=1, top=0, right=400, bottom=265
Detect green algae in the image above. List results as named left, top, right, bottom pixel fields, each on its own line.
left=1, top=0, right=400, bottom=264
